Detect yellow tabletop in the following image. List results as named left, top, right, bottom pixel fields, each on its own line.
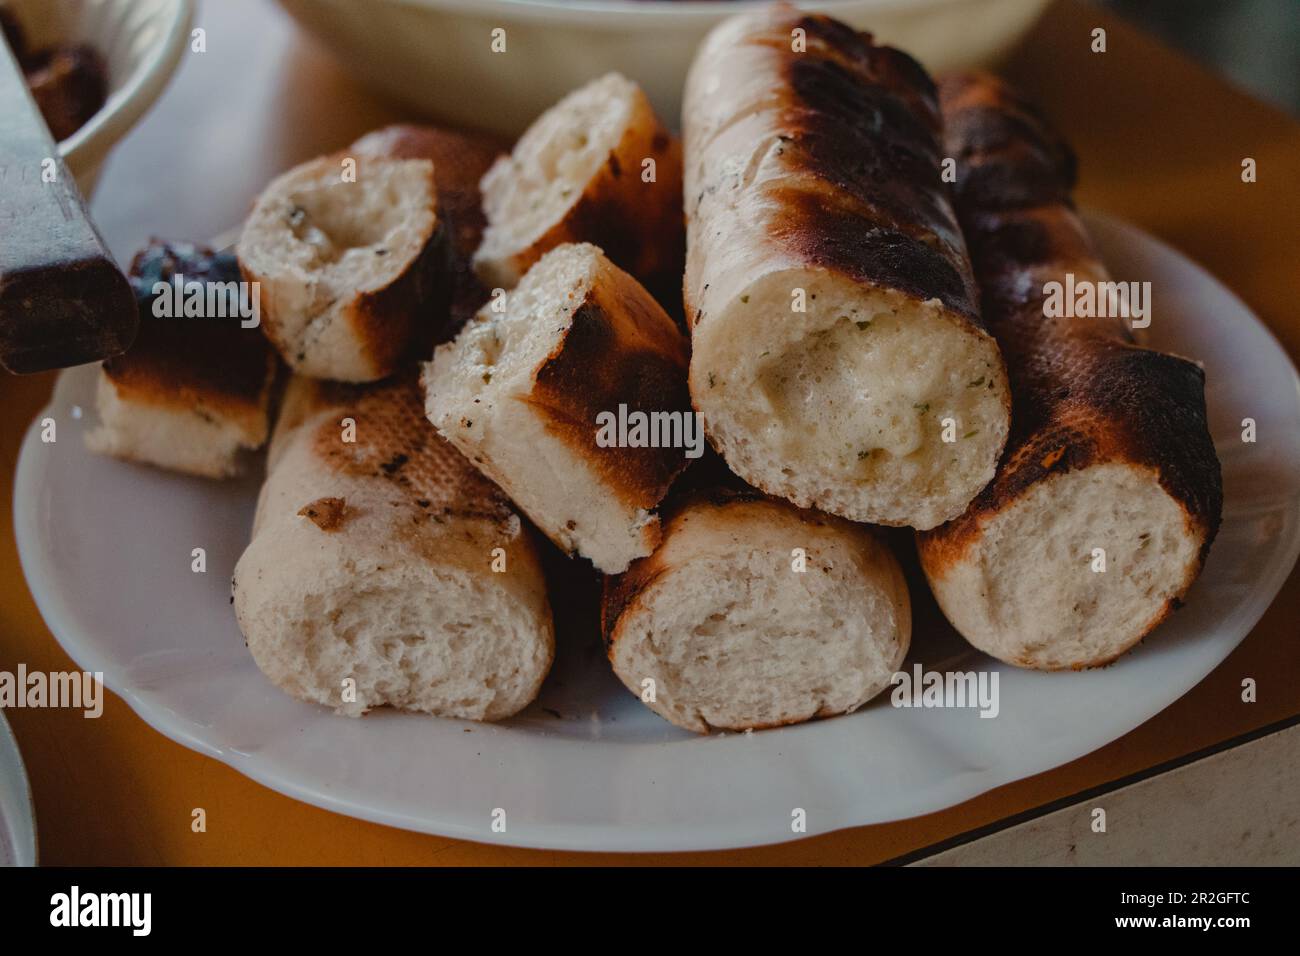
left=2, top=0, right=1298, bottom=864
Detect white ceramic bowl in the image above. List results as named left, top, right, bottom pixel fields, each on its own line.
left=277, top=0, right=1052, bottom=136
left=8, top=0, right=194, bottom=195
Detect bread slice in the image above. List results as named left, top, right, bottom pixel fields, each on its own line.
left=85, top=240, right=278, bottom=478
left=349, top=124, right=508, bottom=341
left=682, top=10, right=1010, bottom=530
left=423, top=242, right=691, bottom=573
left=233, top=373, right=554, bottom=720
left=602, top=489, right=911, bottom=733
left=916, top=73, right=1222, bottom=669
left=473, top=72, right=683, bottom=292
left=237, top=154, right=451, bottom=382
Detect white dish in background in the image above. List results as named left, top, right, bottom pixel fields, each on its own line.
left=0, top=712, right=37, bottom=866
left=275, top=0, right=1053, bottom=136
left=8, top=0, right=194, bottom=195
left=14, top=213, right=1300, bottom=852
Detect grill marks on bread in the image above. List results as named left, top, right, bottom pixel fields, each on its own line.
left=689, top=14, right=978, bottom=323
left=914, top=73, right=1222, bottom=669
left=920, top=74, right=1222, bottom=568
left=301, top=375, right=516, bottom=529
left=529, top=294, right=691, bottom=513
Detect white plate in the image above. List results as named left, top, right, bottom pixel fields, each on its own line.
left=14, top=213, right=1300, bottom=852
left=0, top=712, right=37, bottom=866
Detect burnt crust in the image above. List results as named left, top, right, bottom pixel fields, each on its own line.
left=767, top=190, right=976, bottom=317
left=529, top=259, right=692, bottom=513
left=350, top=125, right=508, bottom=340
left=772, top=22, right=976, bottom=319
left=298, top=496, right=349, bottom=531
left=237, top=156, right=453, bottom=380
left=918, top=73, right=1222, bottom=588
left=685, top=10, right=980, bottom=325
left=940, top=72, right=1078, bottom=211
left=526, top=115, right=684, bottom=307
left=345, top=184, right=454, bottom=376
left=102, top=240, right=278, bottom=432
left=296, top=371, right=518, bottom=530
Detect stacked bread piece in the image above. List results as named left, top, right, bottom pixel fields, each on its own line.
left=236, top=152, right=451, bottom=383
left=602, top=488, right=910, bottom=732
left=916, top=73, right=1222, bottom=669
left=233, top=374, right=554, bottom=719
left=424, top=242, right=691, bottom=573
left=472, top=72, right=684, bottom=300
left=85, top=240, right=279, bottom=478
left=682, top=9, right=1011, bottom=530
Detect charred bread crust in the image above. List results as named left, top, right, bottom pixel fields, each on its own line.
left=683, top=11, right=981, bottom=332
left=292, top=372, right=518, bottom=527
left=350, top=125, right=508, bottom=340
left=475, top=74, right=684, bottom=293
left=917, top=73, right=1223, bottom=658
left=102, top=240, right=278, bottom=436
left=939, top=71, right=1078, bottom=212
left=539, top=123, right=683, bottom=296
left=345, top=213, right=453, bottom=374
left=546, top=127, right=681, bottom=276
left=237, top=156, right=453, bottom=382
left=424, top=243, right=691, bottom=572
left=529, top=273, right=692, bottom=514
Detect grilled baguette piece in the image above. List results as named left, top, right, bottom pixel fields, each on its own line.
left=682, top=10, right=1010, bottom=530
left=602, top=488, right=911, bottom=733
left=424, top=242, right=692, bottom=573
left=473, top=73, right=683, bottom=294
left=916, top=72, right=1223, bottom=670
left=237, top=154, right=451, bottom=382
left=350, top=124, right=507, bottom=341
left=233, top=373, right=554, bottom=720
left=85, top=241, right=278, bottom=478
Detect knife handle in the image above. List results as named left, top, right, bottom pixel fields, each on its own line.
left=0, top=33, right=136, bottom=374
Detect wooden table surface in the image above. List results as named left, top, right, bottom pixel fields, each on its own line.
left=2, top=0, right=1298, bottom=865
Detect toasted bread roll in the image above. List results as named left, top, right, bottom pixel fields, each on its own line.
left=350, top=124, right=507, bottom=340
left=86, top=241, right=278, bottom=478
left=602, top=489, right=910, bottom=733
left=473, top=73, right=683, bottom=294
left=916, top=73, right=1223, bottom=670
left=683, top=10, right=1010, bottom=530
left=237, top=154, right=451, bottom=382
left=424, top=243, right=692, bottom=573
left=233, top=374, right=554, bottom=720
